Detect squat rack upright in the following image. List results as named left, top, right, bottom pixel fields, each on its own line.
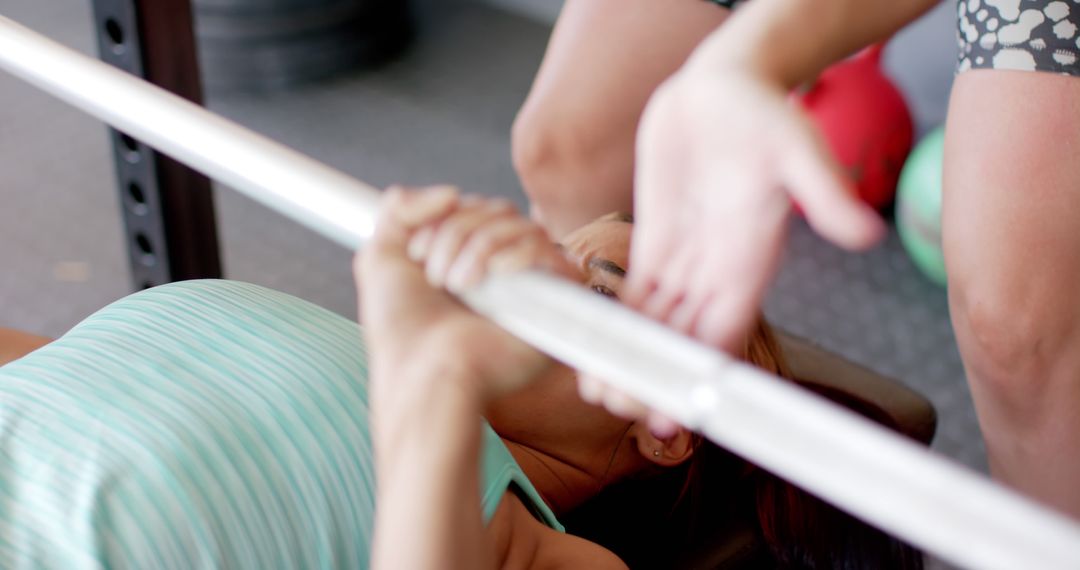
left=91, top=0, right=221, bottom=289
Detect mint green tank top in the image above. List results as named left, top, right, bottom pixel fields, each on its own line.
left=0, top=280, right=561, bottom=569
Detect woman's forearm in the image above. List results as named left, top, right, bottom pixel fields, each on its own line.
left=689, top=0, right=940, bottom=88
left=370, top=360, right=494, bottom=570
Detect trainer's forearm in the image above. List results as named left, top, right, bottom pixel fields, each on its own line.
left=690, top=0, right=939, bottom=88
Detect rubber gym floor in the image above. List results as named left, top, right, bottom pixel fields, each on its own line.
left=0, top=0, right=973, bottom=565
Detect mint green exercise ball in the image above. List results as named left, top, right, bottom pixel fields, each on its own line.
left=897, top=126, right=947, bottom=286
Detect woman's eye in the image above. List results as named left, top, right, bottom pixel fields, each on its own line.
left=591, top=284, right=617, bottom=299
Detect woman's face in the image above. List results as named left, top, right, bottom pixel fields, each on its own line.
left=560, top=213, right=632, bottom=302
left=484, top=214, right=642, bottom=484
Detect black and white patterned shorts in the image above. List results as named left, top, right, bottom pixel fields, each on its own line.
left=958, top=0, right=1080, bottom=74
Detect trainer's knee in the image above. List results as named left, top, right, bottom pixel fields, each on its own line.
left=511, top=108, right=585, bottom=212
left=511, top=102, right=632, bottom=236
left=511, top=110, right=551, bottom=197
left=949, top=275, right=1063, bottom=396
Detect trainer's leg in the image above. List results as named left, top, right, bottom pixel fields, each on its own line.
left=944, top=69, right=1080, bottom=518
left=512, top=0, right=729, bottom=238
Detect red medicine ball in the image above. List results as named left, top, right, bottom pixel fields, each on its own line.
left=799, top=44, right=914, bottom=211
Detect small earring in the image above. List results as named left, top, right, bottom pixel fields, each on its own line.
left=653, top=450, right=661, bottom=457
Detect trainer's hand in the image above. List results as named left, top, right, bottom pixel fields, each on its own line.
left=627, top=66, right=884, bottom=352
left=356, top=186, right=578, bottom=402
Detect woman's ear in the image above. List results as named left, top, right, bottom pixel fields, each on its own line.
left=629, top=423, right=694, bottom=467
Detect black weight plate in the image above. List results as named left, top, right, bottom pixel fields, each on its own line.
left=195, top=2, right=376, bottom=42
left=194, top=0, right=408, bottom=42
left=194, top=0, right=392, bottom=15
left=198, top=11, right=411, bottom=91
left=197, top=7, right=409, bottom=59
left=198, top=2, right=409, bottom=44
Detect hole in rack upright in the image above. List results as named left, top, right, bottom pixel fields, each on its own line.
left=104, top=18, right=126, bottom=54
left=128, top=182, right=148, bottom=216
left=134, top=232, right=156, bottom=267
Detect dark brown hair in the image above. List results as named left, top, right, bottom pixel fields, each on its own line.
left=562, top=319, right=923, bottom=569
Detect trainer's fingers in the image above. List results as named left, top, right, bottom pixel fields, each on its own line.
left=625, top=168, right=691, bottom=302
left=625, top=229, right=679, bottom=308
left=667, top=289, right=713, bottom=335
left=579, top=377, right=676, bottom=434
left=638, top=245, right=698, bottom=322
left=667, top=238, right=757, bottom=336
left=692, top=287, right=762, bottom=354
left=577, top=375, right=651, bottom=421
left=622, top=275, right=659, bottom=314
left=641, top=287, right=685, bottom=324
left=782, top=137, right=885, bottom=251
left=600, top=389, right=652, bottom=422
left=577, top=374, right=607, bottom=405
left=646, top=413, right=681, bottom=440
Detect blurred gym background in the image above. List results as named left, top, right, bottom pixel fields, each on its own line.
left=0, top=0, right=976, bottom=484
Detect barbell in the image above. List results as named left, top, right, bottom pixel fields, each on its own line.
left=1, top=14, right=1079, bottom=569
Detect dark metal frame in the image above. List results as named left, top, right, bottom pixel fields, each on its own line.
left=90, top=0, right=222, bottom=289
